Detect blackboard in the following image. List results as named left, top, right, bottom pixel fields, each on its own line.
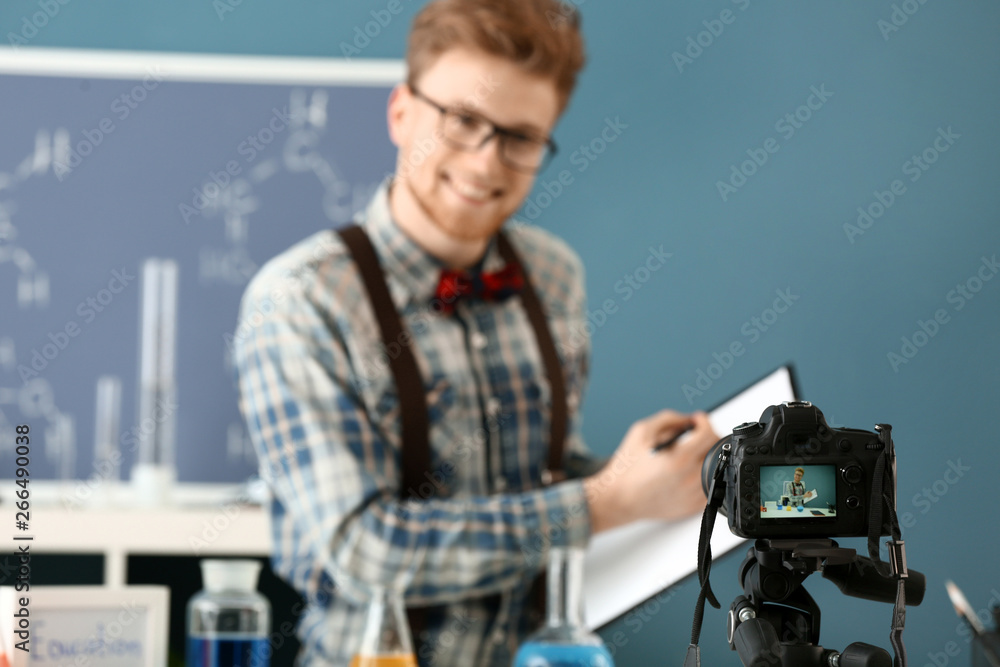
left=0, top=48, right=401, bottom=482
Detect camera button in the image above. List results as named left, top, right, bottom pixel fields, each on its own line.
left=745, top=446, right=757, bottom=455
left=758, top=446, right=770, bottom=454
left=744, top=477, right=754, bottom=487
left=838, top=438, right=852, bottom=452
left=743, top=463, right=755, bottom=473
left=846, top=495, right=861, bottom=509
left=842, top=465, right=863, bottom=485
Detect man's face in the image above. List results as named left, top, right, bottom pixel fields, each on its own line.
left=794, top=470, right=803, bottom=483
left=387, top=48, right=561, bottom=245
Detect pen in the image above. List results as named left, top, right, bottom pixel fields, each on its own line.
left=946, top=580, right=1000, bottom=667
left=651, top=425, right=693, bottom=453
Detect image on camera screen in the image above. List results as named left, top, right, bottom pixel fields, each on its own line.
left=759, top=464, right=837, bottom=519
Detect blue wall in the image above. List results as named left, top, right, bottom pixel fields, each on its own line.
left=3, top=0, right=999, bottom=664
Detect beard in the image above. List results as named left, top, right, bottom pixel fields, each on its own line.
left=401, top=167, right=516, bottom=244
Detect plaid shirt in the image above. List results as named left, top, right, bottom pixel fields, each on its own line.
left=234, top=179, right=603, bottom=666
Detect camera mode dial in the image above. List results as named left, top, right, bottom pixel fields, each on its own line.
left=733, top=422, right=763, bottom=437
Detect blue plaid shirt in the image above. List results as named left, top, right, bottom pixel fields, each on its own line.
left=234, top=179, right=602, bottom=666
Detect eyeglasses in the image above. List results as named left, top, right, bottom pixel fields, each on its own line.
left=408, top=85, right=558, bottom=174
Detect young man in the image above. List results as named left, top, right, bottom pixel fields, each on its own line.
left=234, top=1, right=718, bottom=664
left=783, top=467, right=815, bottom=507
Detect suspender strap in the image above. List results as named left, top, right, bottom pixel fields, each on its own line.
left=335, top=223, right=570, bottom=662
left=496, top=231, right=568, bottom=481
left=336, top=225, right=431, bottom=499
left=336, top=225, right=433, bottom=659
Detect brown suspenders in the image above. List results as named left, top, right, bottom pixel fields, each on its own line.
left=336, top=225, right=432, bottom=494
left=495, top=232, right=568, bottom=484
left=335, top=224, right=568, bottom=662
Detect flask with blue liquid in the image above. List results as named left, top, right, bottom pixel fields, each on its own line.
left=187, top=559, right=271, bottom=667
left=513, top=546, right=614, bottom=667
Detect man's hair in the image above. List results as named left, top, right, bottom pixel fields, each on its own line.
left=795, top=467, right=805, bottom=475
left=406, top=0, right=586, bottom=114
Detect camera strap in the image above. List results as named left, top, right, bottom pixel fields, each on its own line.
left=868, top=447, right=910, bottom=667
left=683, top=445, right=729, bottom=667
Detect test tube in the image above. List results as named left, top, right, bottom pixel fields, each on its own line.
left=133, top=258, right=178, bottom=505
left=93, top=375, right=122, bottom=481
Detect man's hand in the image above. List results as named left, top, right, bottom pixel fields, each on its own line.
left=583, top=409, right=720, bottom=535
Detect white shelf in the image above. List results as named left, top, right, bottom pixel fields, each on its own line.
left=2, top=481, right=270, bottom=586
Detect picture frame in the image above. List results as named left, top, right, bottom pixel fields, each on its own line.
left=0, top=585, right=169, bottom=667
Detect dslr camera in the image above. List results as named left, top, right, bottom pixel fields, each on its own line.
left=701, top=400, right=895, bottom=540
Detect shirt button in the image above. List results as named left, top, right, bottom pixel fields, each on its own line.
left=470, top=331, right=488, bottom=350
left=486, top=396, right=502, bottom=417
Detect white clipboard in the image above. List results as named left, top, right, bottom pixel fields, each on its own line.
left=583, top=364, right=800, bottom=630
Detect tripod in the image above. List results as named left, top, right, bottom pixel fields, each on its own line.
left=726, top=539, right=925, bottom=667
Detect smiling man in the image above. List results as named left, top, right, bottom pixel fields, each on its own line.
left=234, top=1, right=718, bottom=665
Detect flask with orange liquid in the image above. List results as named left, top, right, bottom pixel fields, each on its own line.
left=350, top=586, right=418, bottom=667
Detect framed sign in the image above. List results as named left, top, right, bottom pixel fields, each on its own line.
left=0, top=586, right=168, bottom=667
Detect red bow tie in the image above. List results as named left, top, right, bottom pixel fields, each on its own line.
left=433, top=264, right=524, bottom=314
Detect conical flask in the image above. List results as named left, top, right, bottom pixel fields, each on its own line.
left=350, top=586, right=418, bottom=667
left=513, top=546, right=614, bottom=667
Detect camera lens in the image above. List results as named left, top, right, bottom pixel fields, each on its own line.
left=701, top=436, right=732, bottom=516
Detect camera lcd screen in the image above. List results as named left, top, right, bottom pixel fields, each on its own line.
left=759, top=464, right=836, bottom=519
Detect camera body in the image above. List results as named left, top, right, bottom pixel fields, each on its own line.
left=704, top=401, right=894, bottom=540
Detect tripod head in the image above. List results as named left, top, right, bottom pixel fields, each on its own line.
left=727, top=539, right=925, bottom=667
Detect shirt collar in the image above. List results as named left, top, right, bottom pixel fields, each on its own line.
left=357, top=177, right=508, bottom=310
